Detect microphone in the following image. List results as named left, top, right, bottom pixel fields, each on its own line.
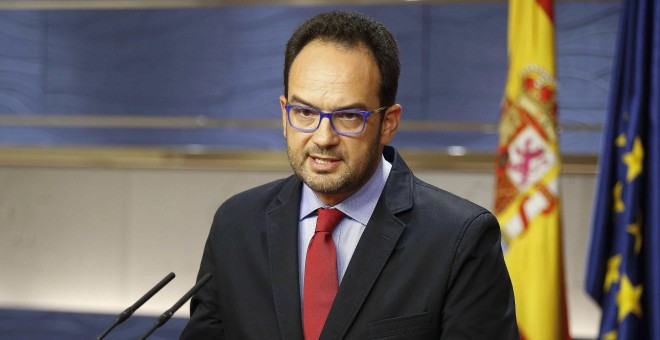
left=140, top=272, right=212, bottom=340
left=97, top=272, right=176, bottom=340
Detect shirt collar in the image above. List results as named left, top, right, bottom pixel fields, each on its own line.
left=299, top=155, right=392, bottom=225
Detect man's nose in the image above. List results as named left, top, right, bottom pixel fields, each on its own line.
left=311, top=117, right=340, bottom=147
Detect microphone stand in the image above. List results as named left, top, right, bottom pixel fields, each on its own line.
left=141, top=272, right=212, bottom=339
left=98, top=272, right=176, bottom=340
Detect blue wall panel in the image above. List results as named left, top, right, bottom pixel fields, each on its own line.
left=0, top=3, right=620, bottom=153
left=428, top=4, right=508, bottom=123
left=0, top=11, right=44, bottom=114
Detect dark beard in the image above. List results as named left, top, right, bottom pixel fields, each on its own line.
left=286, top=136, right=382, bottom=196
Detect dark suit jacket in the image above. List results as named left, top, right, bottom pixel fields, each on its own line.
left=181, top=146, right=518, bottom=339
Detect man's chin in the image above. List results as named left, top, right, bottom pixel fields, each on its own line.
left=302, top=163, right=339, bottom=176
left=303, top=177, right=345, bottom=195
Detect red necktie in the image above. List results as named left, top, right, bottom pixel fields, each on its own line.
left=303, top=208, right=345, bottom=340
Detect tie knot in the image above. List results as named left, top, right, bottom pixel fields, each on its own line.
left=316, top=208, right=345, bottom=233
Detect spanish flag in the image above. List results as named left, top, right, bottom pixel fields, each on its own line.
left=494, top=0, right=570, bottom=339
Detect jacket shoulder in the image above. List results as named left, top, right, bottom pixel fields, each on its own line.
left=217, top=175, right=297, bottom=212
left=411, top=175, right=491, bottom=219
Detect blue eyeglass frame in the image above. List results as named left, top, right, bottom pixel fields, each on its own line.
left=284, top=104, right=388, bottom=136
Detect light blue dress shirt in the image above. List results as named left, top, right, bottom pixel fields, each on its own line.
left=298, top=156, right=392, bottom=301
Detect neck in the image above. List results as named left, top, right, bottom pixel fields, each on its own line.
left=315, top=155, right=382, bottom=206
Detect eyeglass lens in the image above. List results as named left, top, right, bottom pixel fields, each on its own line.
left=289, top=107, right=365, bottom=134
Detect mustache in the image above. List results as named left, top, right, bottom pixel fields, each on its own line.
left=304, top=145, right=344, bottom=159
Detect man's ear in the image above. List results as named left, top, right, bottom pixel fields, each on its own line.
left=380, top=104, right=402, bottom=145
left=280, top=95, right=288, bottom=138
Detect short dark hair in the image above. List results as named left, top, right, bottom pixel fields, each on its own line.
left=283, top=11, right=400, bottom=107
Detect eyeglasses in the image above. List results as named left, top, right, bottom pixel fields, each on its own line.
left=285, top=104, right=387, bottom=136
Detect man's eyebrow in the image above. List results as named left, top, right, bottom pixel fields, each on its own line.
left=289, top=95, right=315, bottom=108
left=289, top=95, right=370, bottom=111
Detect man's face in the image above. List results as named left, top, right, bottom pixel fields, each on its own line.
left=280, top=40, right=400, bottom=206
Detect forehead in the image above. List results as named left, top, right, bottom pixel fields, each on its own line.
left=288, top=40, right=380, bottom=108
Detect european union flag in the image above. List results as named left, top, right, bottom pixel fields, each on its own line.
left=585, top=0, right=660, bottom=339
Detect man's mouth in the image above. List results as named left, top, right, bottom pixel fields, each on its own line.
left=309, top=155, right=341, bottom=170
left=313, top=157, right=337, bottom=164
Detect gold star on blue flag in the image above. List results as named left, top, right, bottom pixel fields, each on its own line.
left=584, top=0, right=660, bottom=339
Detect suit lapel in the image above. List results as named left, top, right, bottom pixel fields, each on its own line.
left=266, top=148, right=413, bottom=340
left=267, top=177, right=305, bottom=340
left=321, top=148, right=414, bottom=340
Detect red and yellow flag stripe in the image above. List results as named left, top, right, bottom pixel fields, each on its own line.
left=494, top=0, right=570, bottom=339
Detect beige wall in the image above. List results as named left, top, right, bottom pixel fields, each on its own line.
left=0, top=164, right=601, bottom=338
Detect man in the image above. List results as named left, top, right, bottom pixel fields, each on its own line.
left=182, top=11, right=518, bottom=340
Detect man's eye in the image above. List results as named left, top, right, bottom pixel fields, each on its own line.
left=335, top=112, right=361, bottom=121
left=294, top=108, right=316, bottom=117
